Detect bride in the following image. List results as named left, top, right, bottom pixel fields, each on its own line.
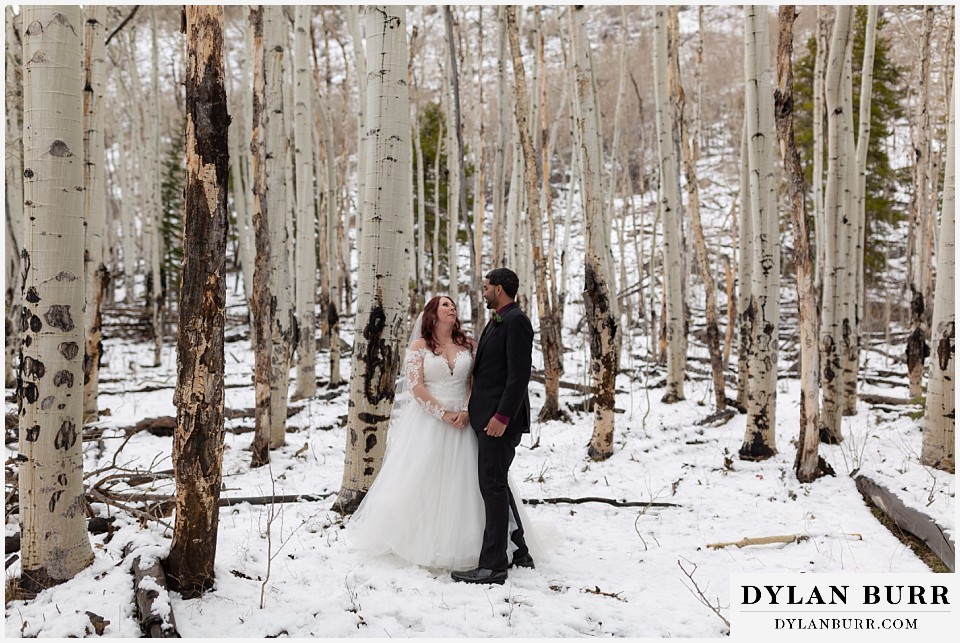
left=350, top=295, right=534, bottom=571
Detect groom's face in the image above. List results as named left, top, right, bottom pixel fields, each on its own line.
left=482, top=279, right=499, bottom=309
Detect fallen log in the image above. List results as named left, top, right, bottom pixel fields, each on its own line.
left=858, top=393, right=922, bottom=406
left=529, top=372, right=594, bottom=394
left=707, top=534, right=809, bottom=549
left=522, top=496, right=679, bottom=508
left=126, top=405, right=305, bottom=437
left=131, top=556, right=181, bottom=638
left=855, top=475, right=955, bottom=572
left=697, top=408, right=738, bottom=427
left=219, top=492, right=337, bottom=507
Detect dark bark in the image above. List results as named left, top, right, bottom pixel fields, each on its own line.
left=133, top=556, right=181, bottom=637
left=166, top=6, right=229, bottom=599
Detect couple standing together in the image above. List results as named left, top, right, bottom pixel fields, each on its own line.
left=351, top=268, right=538, bottom=585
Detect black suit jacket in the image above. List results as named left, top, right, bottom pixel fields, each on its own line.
left=469, top=303, right=533, bottom=438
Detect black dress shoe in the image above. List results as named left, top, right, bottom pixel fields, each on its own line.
left=451, top=567, right=507, bottom=585
left=510, top=552, right=535, bottom=569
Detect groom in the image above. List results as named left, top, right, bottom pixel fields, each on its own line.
left=452, top=268, right=534, bottom=585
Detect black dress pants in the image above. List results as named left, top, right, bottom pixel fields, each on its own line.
left=476, top=430, right=528, bottom=571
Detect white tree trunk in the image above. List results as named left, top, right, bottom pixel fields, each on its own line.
left=5, top=7, right=23, bottom=388
left=736, top=117, right=753, bottom=410
left=921, top=85, right=955, bottom=473
left=346, top=6, right=367, bottom=262
left=442, top=28, right=459, bottom=303
left=571, top=6, right=619, bottom=461
left=653, top=7, right=685, bottom=403
left=740, top=5, right=780, bottom=460
left=292, top=6, right=317, bottom=401
left=907, top=7, right=935, bottom=397
left=813, top=6, right=827, bottom=295
left=264, top=5, right=292, bottom=447
left=19, top=5, right=94, bottom=591
left=82, top=5, right=108, bottom=424
left=149, top=7, right=163, bottom=367
left=335, top=5, right=412, bottom=514
left=819, top=6, right=853, bottom=444
left=492, top=9, right=510, bottom=269
left=225, top=40, right=253, bottom=312
left=315, top=93, right=342, bottom=387
left=837, top=36, right=857, bottom=418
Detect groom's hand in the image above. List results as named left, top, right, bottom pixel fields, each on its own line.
left=485, top=416, right=506, bottom=437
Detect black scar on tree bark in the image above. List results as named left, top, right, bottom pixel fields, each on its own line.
left=360, top=304, right=398, bottom=406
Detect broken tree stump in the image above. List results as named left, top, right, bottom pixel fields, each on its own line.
left=131, top=556, right=181, bottom=638
left=855, top=475, right=955, bottom=572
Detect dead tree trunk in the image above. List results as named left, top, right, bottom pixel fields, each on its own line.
left=775, top=6, right=828, bottom=483
left=167, top=5, right=229, bottom=597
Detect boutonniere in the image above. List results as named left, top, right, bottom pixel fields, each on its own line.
left=492, top=312, right=504, bottom=325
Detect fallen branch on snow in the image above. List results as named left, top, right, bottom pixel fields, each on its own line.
left=706, top=534, right=809, bottom=549
left=523, top=496, right=679, bottom=508
left=678, top=558, right=729, bottom=629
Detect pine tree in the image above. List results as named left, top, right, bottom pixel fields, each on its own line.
left=795, top=7, right=906, bottom=280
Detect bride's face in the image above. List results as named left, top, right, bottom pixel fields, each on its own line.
left=435, top=297, right=458, bottom=326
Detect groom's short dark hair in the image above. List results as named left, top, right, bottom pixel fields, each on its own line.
left=486, top=268, right=519, bottom=299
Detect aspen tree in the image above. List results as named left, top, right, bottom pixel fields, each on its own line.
left=678, top=8, right=725, bottom=411
left=292, top=6, right=317, bottom=401
left=921, top=86, right=955, bottom=473
left=82, top=5, right=108, bottom=424
left=492, top=9, right=510, bottom=269
left=264, top=5, right=293, bottom=448
left=335, top=5, right=411, bottom=513
left=907, top=7, right=935, bottom=397
left=842, top=6, right=878, bottom=415
left=820, top=6, right=853, bottom=444
left=5, top=7, right=23, bottom=388
left=250, top=5, right=274, bottom=466
left=653, top=6, right=686, bottom=403
left=442, top=11, right=459, bottom=305
left=225, top=24, right=253, bottom=311
left=505, top=5, right=566, bottom=422
left=737, top=118, right=753, bottom=411
left=775, top=6, right=828, bottom=482
left=168, top=5, right=229, bottom=596
left=813, top=7, right=827, bottom=296
left=19, top=5, right=94, bottom=591
left=740, top=5, right=780, bottom=460
left=345, top=6, right=367, bottom=260
left=571, top=5, right=619, bottom=460
left=148, top=7, right=163, bottom=367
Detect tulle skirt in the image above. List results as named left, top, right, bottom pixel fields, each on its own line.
left=349, top=402, right=486, bottom=571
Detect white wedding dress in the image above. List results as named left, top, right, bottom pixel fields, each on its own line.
left=349, top=346, right=486, bottom=571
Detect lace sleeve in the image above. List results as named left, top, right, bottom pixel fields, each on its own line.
left=403, top=348, right=447, bottom=420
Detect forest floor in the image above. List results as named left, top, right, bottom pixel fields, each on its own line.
left=4, top=278, right=954, bottom=639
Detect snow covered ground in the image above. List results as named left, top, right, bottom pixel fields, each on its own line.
left=5, top=274, right=953, bottom=638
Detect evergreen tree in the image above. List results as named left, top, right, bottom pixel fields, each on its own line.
left=160, top=130, right=185, bottom=305
left=795, top=7, right=906, bottom=280
left=411, top=101, right=475, bottom=267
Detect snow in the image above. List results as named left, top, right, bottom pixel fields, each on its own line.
left=5, top=273, right=952, bottom=638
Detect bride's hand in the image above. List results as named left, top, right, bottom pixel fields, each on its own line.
left=452, top=411, right=469, bottom=429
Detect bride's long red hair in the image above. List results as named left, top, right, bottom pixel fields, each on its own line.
left=420, top=296, right=473, bottom=354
